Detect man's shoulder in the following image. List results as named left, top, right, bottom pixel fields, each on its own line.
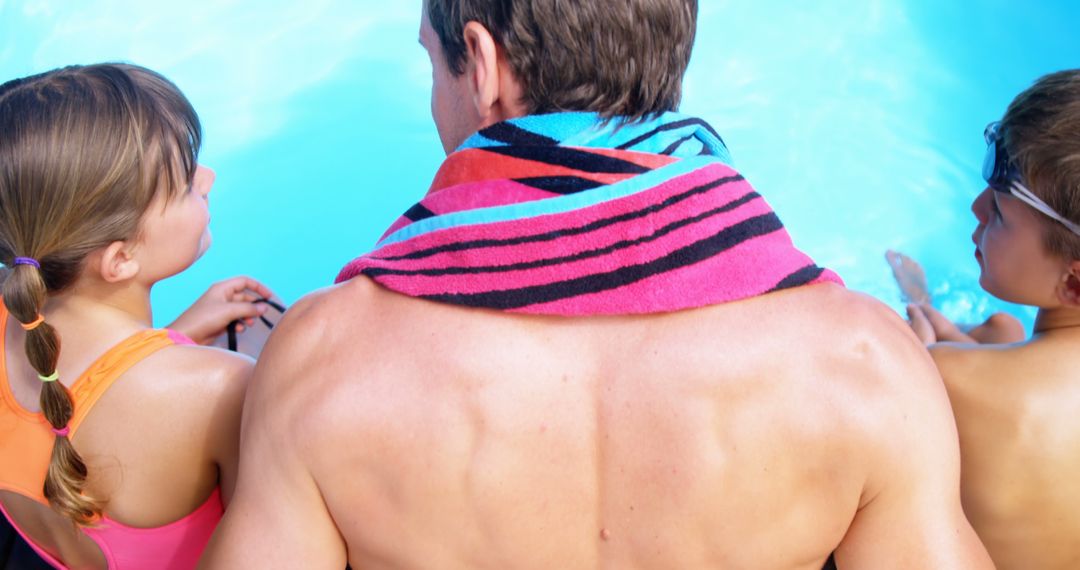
left=281, top=275, right=391, bottom=327
left=243, top=277, right=417, bottom=427
left=734, top=282, right=906, bottom=328
left=759, top=288, right=965, bottom=509
left=265, top=276, right=414, bottom=353
left=786, top=282, right=910, bottom=330
left=818, top=287, right=947, bottom=402
left=720, top=283, right=930, bottom=370
left=739, top=284, right=951, bottom=429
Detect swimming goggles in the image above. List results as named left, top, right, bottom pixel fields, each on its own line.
left=983, top=121, right=1080, bottom=235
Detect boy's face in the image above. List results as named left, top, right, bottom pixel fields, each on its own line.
left=971, top=187, right=1067, bottom=307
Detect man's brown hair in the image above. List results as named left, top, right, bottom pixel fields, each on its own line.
left=425, top=0, right=698, bottom=122
left=1002, top=69, right=1080, bottom=259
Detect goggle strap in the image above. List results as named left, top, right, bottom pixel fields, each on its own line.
left=1010, top=181, right=1080, bottom=236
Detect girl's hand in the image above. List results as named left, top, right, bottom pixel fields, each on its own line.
left=168, top=276, right=277, bottom=345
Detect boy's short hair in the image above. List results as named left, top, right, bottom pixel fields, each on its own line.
left=426, top=0, right=698, bottom=122
left=1002, top=69, right=1080, bottom=259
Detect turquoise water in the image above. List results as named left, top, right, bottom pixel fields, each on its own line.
left=2, top=1, right=1078, bottom=330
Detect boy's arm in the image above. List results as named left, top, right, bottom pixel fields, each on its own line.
left=908, top=303, right=1026, bottom=345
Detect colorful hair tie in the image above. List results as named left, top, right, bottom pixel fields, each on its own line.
left=38, top=371, right=59, bottom=383
left=13, top=257, right=40, bottom=268
left=51, top=425, right=70, bottom=437
left=20, top=314, right=45, bottom=331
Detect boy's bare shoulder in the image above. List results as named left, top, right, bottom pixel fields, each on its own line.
left=928, top=337, right=1030, bottom=390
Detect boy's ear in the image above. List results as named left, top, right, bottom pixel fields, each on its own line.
left=96, top=241, right=140, bottom=283
left=1057, top=260, right=1080, bottom=307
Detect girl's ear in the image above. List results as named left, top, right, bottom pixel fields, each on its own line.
left=94, top=241, right=140, bottom=283
left=1056, top=260, right=1080, bottom=307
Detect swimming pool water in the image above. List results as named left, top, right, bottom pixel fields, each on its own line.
left=2, top=1, right=1078, bottom=331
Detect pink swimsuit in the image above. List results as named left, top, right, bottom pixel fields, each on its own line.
left=0, top=308, right=223, bottom=569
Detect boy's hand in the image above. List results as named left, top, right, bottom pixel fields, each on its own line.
left=168, top=276, right=276, bottom=345
left=907, top=304, right=1026, bottom=345
left=906, top=303, right=974, bottom=345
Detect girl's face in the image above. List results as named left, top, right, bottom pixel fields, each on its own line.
left=136, top=164, right=214, bottom=282
left=971, top=187, right=1068, bottom=307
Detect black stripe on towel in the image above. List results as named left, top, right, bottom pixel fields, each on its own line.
left=376, top=174, right=747, bottom=262
left=616, top=118, right=727, bottom=151
left=514, top=176, right=605, bottom=195
left=479, top=122, right=559, bottom=146
left=419, top=213, right=784, bottom=310
left=769, top=265, right=826, bottom=292
left=364, top=192, right=762, bottom=278
left=403, top=203, right=437, bottom=222
left=484, top=145, right=651, bottom=175
left=661, top=135, right=696, bottom=156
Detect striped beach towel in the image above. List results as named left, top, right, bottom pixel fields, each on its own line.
left=336, top=112, right=842, bottom=315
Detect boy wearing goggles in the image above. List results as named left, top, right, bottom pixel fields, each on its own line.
left=908, top=69, right=1080, bottom=569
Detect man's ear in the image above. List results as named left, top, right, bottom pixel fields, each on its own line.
left=96, top=241, right=140, bottom=283
left=462, top=21, right=508, bottom=121
left=1057, top=260, right=1080, bottom=306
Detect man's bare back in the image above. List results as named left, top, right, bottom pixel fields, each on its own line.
left=199, top=3, right=993, bottom=565
left=203, top=278, right=989, bottom=569
left=931, top=331, right=1080, bottom=570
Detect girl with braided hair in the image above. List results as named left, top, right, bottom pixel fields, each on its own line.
left=0, top=63, right=272, bottom=569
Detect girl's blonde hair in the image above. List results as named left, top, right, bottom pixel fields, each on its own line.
left=0, top=63, right=202, bottom=525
